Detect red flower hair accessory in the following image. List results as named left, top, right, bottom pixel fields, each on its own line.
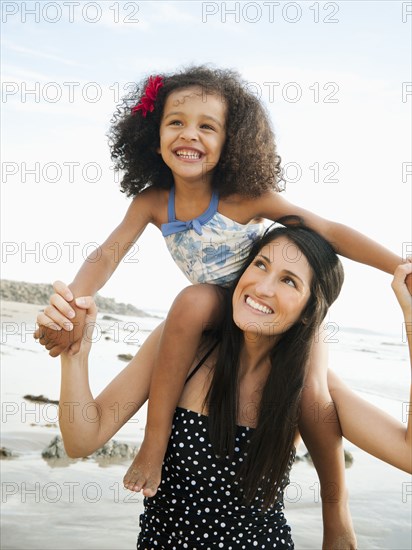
left=132, top=75, right=164, bottom=117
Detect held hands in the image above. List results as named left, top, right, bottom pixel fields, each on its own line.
left=34, top=281, right=88, bottom=356
left=60, top=295, right=97, bottom=358
left=405, top=270, right=412, bottom=296
left=393, top=262, right=412, bottom=316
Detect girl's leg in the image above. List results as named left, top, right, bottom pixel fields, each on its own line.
left=123, top=284, right=224, bottom=496
left=328, top=369, right=411, bottom=473
left=299, top=332, right=357, bottom=550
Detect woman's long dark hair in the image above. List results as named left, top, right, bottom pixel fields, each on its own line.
left=205, top=225, right=344, bottom=510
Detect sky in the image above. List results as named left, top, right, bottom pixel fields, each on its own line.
left=1, top=0, right=411, bottom=334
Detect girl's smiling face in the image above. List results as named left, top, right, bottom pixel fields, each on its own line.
left=232, top=236, right=313, bottom=339
left=158, top=87, right=227, bottom=187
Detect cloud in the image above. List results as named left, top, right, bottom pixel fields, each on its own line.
left=150, top=3, right=199, bottom=23
left=2, top=39, right=82, bottom=67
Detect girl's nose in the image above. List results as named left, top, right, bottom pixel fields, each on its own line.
left=180, top=125, right=198, bottom=141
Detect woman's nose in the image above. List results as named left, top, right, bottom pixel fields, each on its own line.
left=255, top=278, right=276, bottom=297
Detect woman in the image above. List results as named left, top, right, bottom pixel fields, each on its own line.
left=54, top=226, right=411, bottom=548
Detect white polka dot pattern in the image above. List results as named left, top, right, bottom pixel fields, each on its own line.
left=137, top=408, right=294, bottom=549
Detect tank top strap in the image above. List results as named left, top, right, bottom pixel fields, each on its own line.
left=161, top=186, right=219, bottom=237
left=184, top=341, right=219, bottom=385
left=167, top=185, right=177, bottom=222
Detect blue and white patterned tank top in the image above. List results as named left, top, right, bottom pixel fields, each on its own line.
left=161, top=187, right=265, bottom=287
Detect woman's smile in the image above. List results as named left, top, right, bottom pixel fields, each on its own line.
left=245, top=295, right=274, bottom=315
left=233, top=237, right=312, bottom=337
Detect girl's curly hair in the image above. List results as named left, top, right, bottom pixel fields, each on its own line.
left=108, top=65, right=284, bottom=198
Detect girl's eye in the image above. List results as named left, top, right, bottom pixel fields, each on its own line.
left=169, top=120, right=182, bottom=126
left=201, top=124, right=215, bottom=131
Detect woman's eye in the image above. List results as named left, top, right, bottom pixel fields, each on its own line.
left=254, top=260, right=266, bottom=270
left=284, top=277, right=296, bottom=288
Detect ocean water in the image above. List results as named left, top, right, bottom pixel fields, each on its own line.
left=2, top=312, right=408, bottom=435
left=327, top=325, right=409, bottom=424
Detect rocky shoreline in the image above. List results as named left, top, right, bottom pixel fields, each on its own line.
left=41, top=435, right=138, bottom=462
left=1, top=279, right=154, bottom=317
left=1, top=433, right=353, bottom=468
left=5, top=388, right=356, bottom=468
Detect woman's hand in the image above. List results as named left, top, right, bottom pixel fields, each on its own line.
left=34, top=281, right=87, bottom=356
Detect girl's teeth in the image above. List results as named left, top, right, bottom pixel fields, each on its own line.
left=246, top=296, right=273, bottom=314
left=176, top=150, right=200, bottom=159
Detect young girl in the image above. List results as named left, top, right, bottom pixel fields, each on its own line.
left=36, top=65, right=408, bottom=545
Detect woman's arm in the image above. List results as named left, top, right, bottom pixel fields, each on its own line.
left=328, top=371, right=411, bottom=473
left=59, top=297, right=163, bottom=457
left=299, top=335, right=356, bottom=550
left=328, top=262, right=412, bottom=473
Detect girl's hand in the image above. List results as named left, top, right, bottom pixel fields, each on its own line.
left=34, top=281, right=87, bottom=357
left=392, top=262, right=412, bottom=316
left=60, top=296, right=97, bottom=359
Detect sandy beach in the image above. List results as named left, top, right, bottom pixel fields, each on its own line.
left=1, top=301, right=411, bottom=549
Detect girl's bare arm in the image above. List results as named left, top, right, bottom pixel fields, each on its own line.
left=68, top=189, right=157, bottom=297
left=35, top=188, right=159, bottom=355
left=255, top=190, right=407, bottom=278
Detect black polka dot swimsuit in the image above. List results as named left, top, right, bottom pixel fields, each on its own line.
left=137, top=352, right=294, bottom=549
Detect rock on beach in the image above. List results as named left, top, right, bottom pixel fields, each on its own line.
left=41, top=435, right=138, bottom=461
left=0, top=280, right=152, bottom=317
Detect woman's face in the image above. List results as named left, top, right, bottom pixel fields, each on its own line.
left=232, top=236, right=313, bottom=338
